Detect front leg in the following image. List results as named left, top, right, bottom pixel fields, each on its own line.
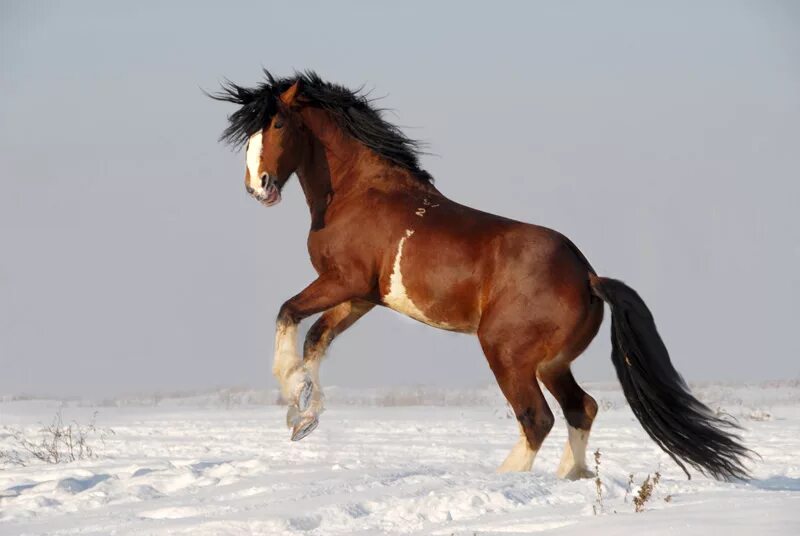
left=272, top=273, right=365, bottom=440
left=297, top=300, right=374, bottom=415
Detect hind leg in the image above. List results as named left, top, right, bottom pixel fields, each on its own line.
left=539, top=367, right=598, bottom=479
left=498, top=424, right=538, bottom=473
left=495, top=381, right=552, bottom=473
left=479, top=328, right=555, bottom=472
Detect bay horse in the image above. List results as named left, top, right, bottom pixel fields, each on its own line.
left=210, top=71, right=750, bottom=481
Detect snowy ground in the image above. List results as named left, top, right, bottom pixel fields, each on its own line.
left=1, top=382, right=798, bottom=535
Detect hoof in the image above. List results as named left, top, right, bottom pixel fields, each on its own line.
left=291, top=414, right=319, bottom=441
left=560, top=466, right=595, bottom=480
left=286, top=405, right=299, bottom=428
left=297, top=378, right=314, bottom=412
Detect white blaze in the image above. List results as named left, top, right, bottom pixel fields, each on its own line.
left=246, top=130, right=263, bottom=190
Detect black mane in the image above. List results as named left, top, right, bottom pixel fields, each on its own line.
left=209, top=70, right=432, bottom=183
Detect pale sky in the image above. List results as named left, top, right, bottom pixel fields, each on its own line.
left=1, top=1, right=799, bottom=397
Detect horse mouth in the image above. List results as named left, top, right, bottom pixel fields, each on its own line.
left=252, top=177, right=281, bottom=207
left=261, top=182, right=281, bottom=206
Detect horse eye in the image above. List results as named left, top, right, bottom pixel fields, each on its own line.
left=274, top=119, right=284, bottom=129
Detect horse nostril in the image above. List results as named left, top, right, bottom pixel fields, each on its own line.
left=246, top=185, right=254, bottom=194
left=260, top=174, right=268, bottom=188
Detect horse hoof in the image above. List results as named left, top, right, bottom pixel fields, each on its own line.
left=560, top=467, right=595, bottom=480
left=297, top=379, right=314, bottom=412
left=291, top=414, right=319, bottom=441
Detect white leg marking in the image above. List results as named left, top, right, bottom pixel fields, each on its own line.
left=272, top=322, right=305, bottom=402
left=304, top=356, right=325, bottom=414
left=246, top=130, right=264, bottom=191
left=557, top=425, right=592, bottom=479
left=288, top=345, right=324, bottom=440
left=497, top=427, right=538, bottom=473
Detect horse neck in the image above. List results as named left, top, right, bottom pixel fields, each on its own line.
left=298, top=107, right=431, bottom=197
left=295, top=136, right=333, bottom=231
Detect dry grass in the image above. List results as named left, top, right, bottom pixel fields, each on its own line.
left=589, top=454, right=669, bottom=515
left=0, top=411, right=113, bottom=466
left=633, top=471, right=662, bottom=513
left=592, top=449, right=603, bottom=515
left=623, top=472, right=635, bottom=503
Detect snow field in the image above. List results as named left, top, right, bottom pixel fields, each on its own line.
left=1, top=382, right=798, bottom=535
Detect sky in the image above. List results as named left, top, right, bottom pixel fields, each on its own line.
left=1, top=1, right=799, bottom=397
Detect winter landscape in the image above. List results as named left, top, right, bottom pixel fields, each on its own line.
left=1, top=381, right=798, bottom=535
left=4, top=1, right=799, bottom=535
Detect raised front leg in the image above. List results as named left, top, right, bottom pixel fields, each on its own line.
left=287, top=300, right=374, bottom=427
left=273, top=273, right=366, bottom=441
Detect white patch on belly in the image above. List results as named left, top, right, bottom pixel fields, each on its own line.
left=246, top=131, right=263, bottom=191
left=383, top=230, right=451, bottom=329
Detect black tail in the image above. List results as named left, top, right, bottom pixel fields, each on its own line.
left=590, top=275, right=751, bottom=481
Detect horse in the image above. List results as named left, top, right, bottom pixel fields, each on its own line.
left=210, top=70, right=750, bottom=481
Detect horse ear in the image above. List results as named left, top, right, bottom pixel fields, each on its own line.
left=279, top=81, right=302, bottom=108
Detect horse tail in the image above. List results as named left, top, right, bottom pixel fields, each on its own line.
left=589, top=274, right=752, bottom=481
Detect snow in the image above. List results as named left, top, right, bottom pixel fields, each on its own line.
left=1, top=382, right=799, bottom=535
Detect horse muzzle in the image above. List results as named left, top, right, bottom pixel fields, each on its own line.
left=248, top=174, right=282, bottom=207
